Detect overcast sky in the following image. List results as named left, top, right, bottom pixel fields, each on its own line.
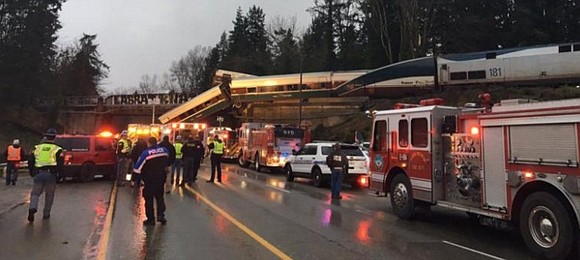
left=57, top=0, right=315, bottom=93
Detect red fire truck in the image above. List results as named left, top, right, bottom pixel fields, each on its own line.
left=238, top=123, right=309, bottom=171
left=368, top=98, right=580, bottom=259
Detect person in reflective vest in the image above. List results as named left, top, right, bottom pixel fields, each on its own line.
left=116, top=130, right=132, bottom=186
left=171, top=135, right=184, bottom=185
left=27, top=128, right=63, bottom=222
left=207, top=135, right=224, bottom=183
left=4, top=138, right=25, bottom=185
left=133, top=137, right=170, bottom=225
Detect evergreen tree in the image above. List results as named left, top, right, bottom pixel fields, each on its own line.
left=0, top=0, right=64, bottom=106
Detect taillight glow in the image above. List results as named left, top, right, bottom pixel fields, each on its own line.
left=524, top=171, right=535, bottom=179
left=470, top=126, right=480, bottom=135
left=99, top=131, right=113, bottom=138
left=358, top=176, right=368, bottom=187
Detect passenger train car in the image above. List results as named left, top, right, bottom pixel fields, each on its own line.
left=437, top=42, right=580, bottom=86
left=160, top=42, right=580, bottom=124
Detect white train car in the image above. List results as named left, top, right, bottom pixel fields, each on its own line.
left=438, top=43, right=580, bottom=86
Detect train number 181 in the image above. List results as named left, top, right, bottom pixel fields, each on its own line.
left=489, top=67, right=502, bottom=77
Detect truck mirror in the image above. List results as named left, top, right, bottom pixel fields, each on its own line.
left=442, top=115, right=457, bottom=134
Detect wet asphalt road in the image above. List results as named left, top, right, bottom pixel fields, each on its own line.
left=0, top=163, right=539, bottom=260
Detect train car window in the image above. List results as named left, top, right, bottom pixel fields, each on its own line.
left=450, top=72, right=467, bottom=80
left=559, top=45, right=572, bottom=53
left=468, top=70, right=486, bottom=80
left=574, top=44, right=580, bottom=52
left=399, top=120, right=409, bottom=147
left=372, top=120, right=387, bottom=151
left=486, top=52, right=496, bottom=59
left=411, top=118, right=429, bottom=148
left=247, top=87, right=256, bottom=93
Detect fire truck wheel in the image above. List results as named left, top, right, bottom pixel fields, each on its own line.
left=520, top=192, right=575, bottom=259
left=238, top=153, right=249, bottom=168
left=284, top=165, right=294, bottom=182
left=80, top=163, right=96, bottom=183
left=254, top=153, right=261, bottom=172
left=390, top=174, right=415, bottom=219
left=312, top=168, right=324, bottom=187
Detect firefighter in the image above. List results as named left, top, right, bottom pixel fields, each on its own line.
left=133, top=137, right=169, bottom=225
left=27, top=128, right=63, bottom=222
left=171, top=135, right=184, bottom=185
left=4, top=138, right=25, bottom=185
left=326, top=143, right=348, bottom=200
left=116, top=130, right=132, bottom=186
left=207, top=134, right=224, bottom=183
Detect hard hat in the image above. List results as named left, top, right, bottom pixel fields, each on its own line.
left=176, top=135, right=182, bottom=140
left=13, top=139, right=20, bottom=145
left=121, top=130, right=128, bottom=136
left=45, top=128, right=57, bottom=137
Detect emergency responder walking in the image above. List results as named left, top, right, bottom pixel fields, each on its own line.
left=4, top=138, right=25, bottom=185
left=171, top=135, right=184, bottom=185
left=133, top=137, right=170, bottom=225
left=158, top=136, right=176, bottom=193
left=326, top=143, right=348, bottom=200
left=130, top=137, right=148, bottom=188
left=207, top=135, right=224, bottom=183
left=27, top=128, right=63, bottom=222
left=116, top=130, right=132, bottom=186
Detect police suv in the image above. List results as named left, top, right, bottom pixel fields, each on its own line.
left=284, top=142, right=368, bottom=188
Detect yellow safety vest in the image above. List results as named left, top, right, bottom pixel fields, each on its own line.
left=213, top=141, right=224, bottom=155
left=34, top=143, right=62, bottom=168
left=117, top=138, right=131, bottom=154
left=175, top=142, right=183, bottom=159
left=7, top=146, right=21, bottom=161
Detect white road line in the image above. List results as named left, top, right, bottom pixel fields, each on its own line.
left=265, top=184, right=291, bottom=193
left=442, top=241, right=505, bottom=260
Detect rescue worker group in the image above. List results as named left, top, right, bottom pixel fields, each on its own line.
left=4, top=126, right=350, bottom=226
left=4, top=128, right=226, bottom=225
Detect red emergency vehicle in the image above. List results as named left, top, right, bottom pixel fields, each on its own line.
left=368, top=98, right=580, bottom=259
left=238, top=123, right=310, bottom=171
left=205, top=127, right=239, bottom=161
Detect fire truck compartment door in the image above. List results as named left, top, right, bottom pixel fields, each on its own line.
left=483, top=126, right=507, bottom=209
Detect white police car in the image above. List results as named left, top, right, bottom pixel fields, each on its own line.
left=284, top=142, right=369, bottom=187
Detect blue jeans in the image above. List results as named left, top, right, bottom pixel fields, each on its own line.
left=171, top=159, right=183, bottom=183
left=29, top=171, right=57, bottom=216
left=330, top=168, right=344, bottom=198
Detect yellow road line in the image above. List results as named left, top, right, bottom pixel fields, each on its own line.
left=184, top=185, right=293, bottom=260
left=96, top=183, right=118, bottom=260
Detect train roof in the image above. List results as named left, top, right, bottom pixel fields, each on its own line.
left=439, top=42, right=580, bottom=61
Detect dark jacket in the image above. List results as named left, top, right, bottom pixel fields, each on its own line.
left=182, top=140, right=204, bottom=161
left=326, top=148, right=348, bottom=171
left=131, top=139, right=148, bottom=162
left=133, top=145, right=170, bottom=178
left=158, top=139, right=176, bottom=165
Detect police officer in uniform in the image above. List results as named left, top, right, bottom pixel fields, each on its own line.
left=133, top=137, right=170, bottom=225
left=207, top=135, right=224, bottom=183
left=182, top=135, right=204, bottom=185
left=116, top=130, right=132, bottom=186
left=27, top=128, right=63, bottom=222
